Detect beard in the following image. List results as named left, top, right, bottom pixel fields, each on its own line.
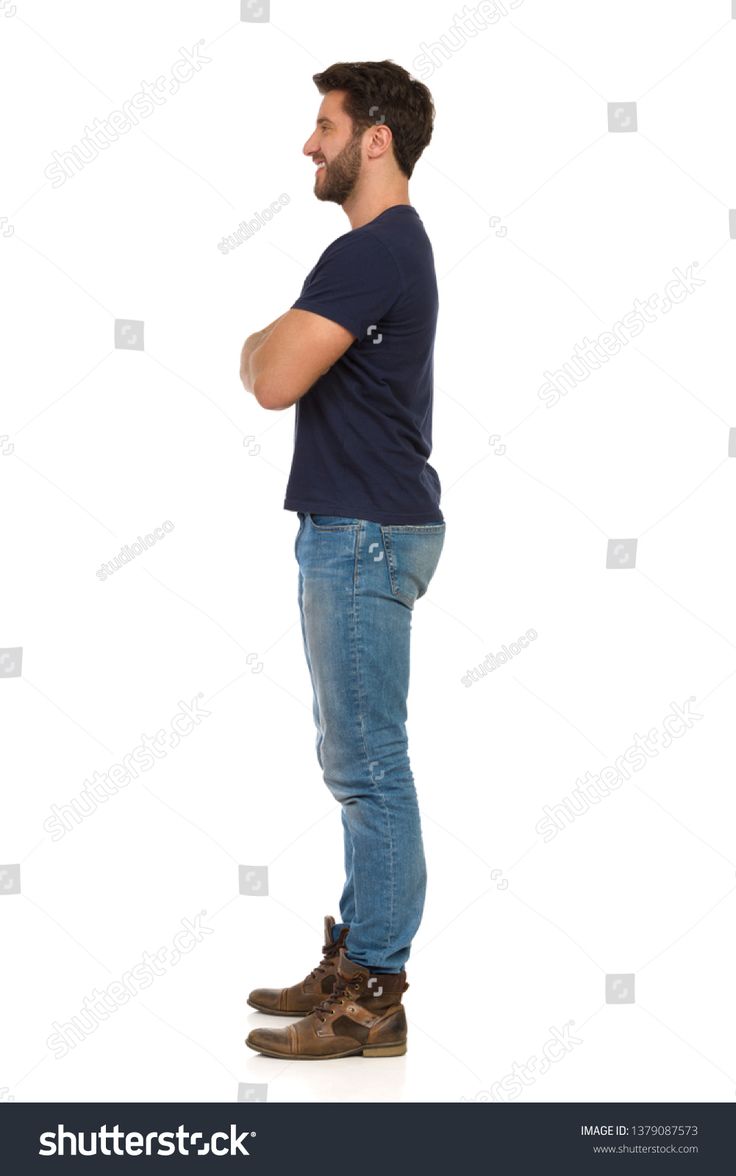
left=314, top=132, right=363, bottom=204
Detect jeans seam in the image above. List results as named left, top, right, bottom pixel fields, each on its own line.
left=351, top=523, right=395, bottom=962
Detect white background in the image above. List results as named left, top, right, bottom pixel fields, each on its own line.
left=1, top=0, right=735, bottom=1104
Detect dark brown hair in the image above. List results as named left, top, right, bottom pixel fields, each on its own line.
left=312, top=60, right=435, bottom=179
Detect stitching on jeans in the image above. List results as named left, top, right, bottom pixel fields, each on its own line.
left=351, top=522, right=395, bottom=959
left=378, top=525, right=395, bottom=599
left=380, top=526, right=415, bottom=610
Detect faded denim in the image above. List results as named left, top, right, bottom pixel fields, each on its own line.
left=295, top=511, right=445, bottom=973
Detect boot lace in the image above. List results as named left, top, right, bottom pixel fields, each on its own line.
left=312, top=976, right=362, bottom=1023
left=306, top=937, right=343, bottom=982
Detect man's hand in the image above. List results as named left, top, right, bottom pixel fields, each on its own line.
left=241, top=309, right=356, bottom=410
left=240, top=314, right=288, bottom=395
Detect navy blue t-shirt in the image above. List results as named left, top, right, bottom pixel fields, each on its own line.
left=283, top=204, right=443, bottom=525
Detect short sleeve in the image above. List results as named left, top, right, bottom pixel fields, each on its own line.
left=291, top=231, right=403, bottom=341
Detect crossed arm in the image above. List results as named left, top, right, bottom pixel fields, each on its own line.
left=240, top=309, right=356, bottom=411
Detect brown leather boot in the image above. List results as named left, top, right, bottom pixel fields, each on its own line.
left=246, top=948, right=409, bottom=1059
left=246, top=915, right=349, bottom=1017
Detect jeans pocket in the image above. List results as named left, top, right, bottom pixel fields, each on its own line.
left=379, top=523, right=446, bottom=609
left=309, top=514, right=359, bottom=530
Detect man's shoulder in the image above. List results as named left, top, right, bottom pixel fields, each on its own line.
left=311, top=221, right=402, bottom=276
left=364, top=208, right=433, bottom=262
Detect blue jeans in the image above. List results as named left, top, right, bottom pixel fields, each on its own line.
left=294, top=511, right=446, bottom=973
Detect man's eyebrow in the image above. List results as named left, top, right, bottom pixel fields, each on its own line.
left=316, top=117, right=335, bottom=127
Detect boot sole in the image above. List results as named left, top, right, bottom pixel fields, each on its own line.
left=245, top=1039, right=407, bottom=1059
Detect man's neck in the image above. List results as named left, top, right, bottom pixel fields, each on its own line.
left=343, top=189, right=411, bottom=230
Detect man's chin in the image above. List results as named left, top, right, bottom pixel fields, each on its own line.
left=314, top=184, right=343, bottom=205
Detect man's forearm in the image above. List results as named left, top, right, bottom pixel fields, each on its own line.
left=240, top=313, right=288, bottom=394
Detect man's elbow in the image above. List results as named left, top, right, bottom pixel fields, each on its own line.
left=253, top=377, right=297, bottom=411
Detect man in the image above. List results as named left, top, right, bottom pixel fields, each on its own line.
left=240, top=60, right=445, bottom=1061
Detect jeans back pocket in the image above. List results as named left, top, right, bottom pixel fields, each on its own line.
left=379, top=523, right=446, bottom=609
